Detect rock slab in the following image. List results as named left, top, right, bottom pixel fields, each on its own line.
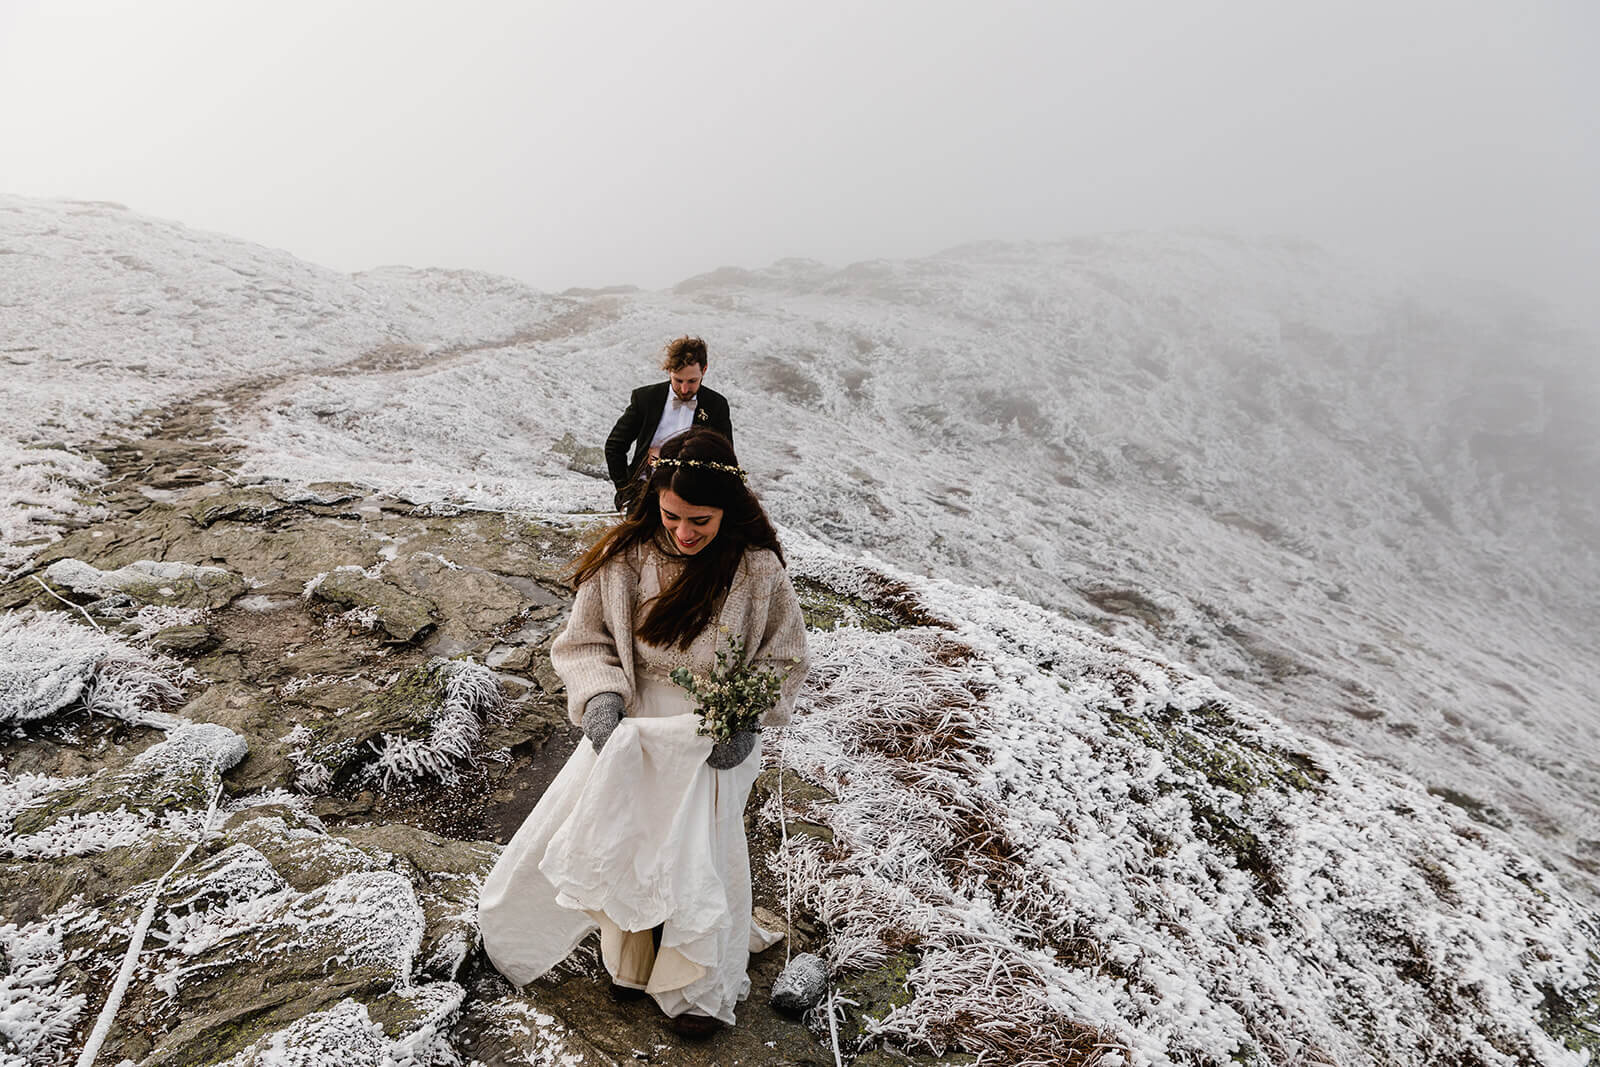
left=771, top=952, right=829, bottom=1017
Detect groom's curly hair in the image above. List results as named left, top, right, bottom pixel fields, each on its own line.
left=660, top=335, right=708, bottom=372
left=570, top=428, right=785, bottom=650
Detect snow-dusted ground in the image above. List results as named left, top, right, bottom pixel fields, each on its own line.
left=3, top=197, right=1598, bottom=1062
left=216, top=226, right=1600, bottom=905
left=777, top=540, right=1598, bottom=1065
left=5, top=541, right=1597, bottom=1066
left=0, top=196, right=564, bottom=575
left=4, top=198, right=1595, bottom=891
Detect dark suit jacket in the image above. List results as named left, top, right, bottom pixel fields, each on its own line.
left=605, top=381, right=733, bottom=497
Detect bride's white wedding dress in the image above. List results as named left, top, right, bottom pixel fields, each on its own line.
left=477, top=547, right=784, bottom=1024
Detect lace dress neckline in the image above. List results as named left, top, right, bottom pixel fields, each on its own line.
left=635, top=541, right=730, bottom=681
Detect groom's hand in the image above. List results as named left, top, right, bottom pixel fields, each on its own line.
left=706, top=729, right=757, bottom=770
left=582, top=692, right=624, bottom=752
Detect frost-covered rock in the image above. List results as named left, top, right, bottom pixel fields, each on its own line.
left=114, top=800, right=499, bottom=1065
left=219, top=805, right=380, bottom=893
left=1, top=789, right=490, bottom=1066
left=269, top=482, right=360, bottom=507
left=771, top=952, right=828, bottom=1016
left=306, top=565, right=438, bottom=643
left=214, top=986, right=465, bottom=1067
left=9, top=722, right=246, bottom=838
left=161, top=842, right=291, bottom=913
left=186, top=487, right=290, bottom=528
left=336, top=822, right=499, bottom=981
left=384, top=550, right=555, bottom=652
left=149, top=623, right=218, bottom=655
left=122, top=869, right=434, bottom=1066
left=43, top=557, right=246, bottom=610
left=205, top=808, right=499, bottom=984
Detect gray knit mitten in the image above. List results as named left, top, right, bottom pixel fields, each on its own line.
left=581, top=692, right=624, bottom=753
left=706, top=729, right=757, bottom=770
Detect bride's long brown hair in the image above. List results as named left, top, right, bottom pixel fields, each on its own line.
left=570, top=428, right=785, bottom=650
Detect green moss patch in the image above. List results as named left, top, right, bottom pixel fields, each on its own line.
left=1427, top=787, right=1514, bottom=831
left=795, top=577, right=908, bottom=632
left=1537, top=965, right=1600, bottom=1057
left=836, top=950, right=921, bottom=1048
left=1112, top=699, right=1326, bottom=797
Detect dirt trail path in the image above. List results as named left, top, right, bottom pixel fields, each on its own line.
left=0, top=291, right=890, bottom=1064
left=58, top=292, right=627, bottom=504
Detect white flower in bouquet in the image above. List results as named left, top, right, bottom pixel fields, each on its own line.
left=670, top=630, right=793, bottom=742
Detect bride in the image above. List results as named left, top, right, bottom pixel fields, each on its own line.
left=477, top=427, right=810, bottom=1037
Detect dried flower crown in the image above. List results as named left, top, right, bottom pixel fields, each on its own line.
left=651, top=456, right=749, bottom=482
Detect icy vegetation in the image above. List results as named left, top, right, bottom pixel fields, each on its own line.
left=0, top=441, right=106, bottom=580
left=0, top=917, right=88, bottom=1062
left=2, top=197, right=1598, bottom=1064
left=0, top=195, right=563, bottom=576
left=0, top=611, right=188, bottom=728
left=216, top=232, right=1600, bottom=906
left=367, top=657, right=503, bottom=789
left=777, top=544, right=1600, bottom=1065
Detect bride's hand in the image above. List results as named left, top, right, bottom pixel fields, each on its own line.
left=706, top=729, right=756, bottom=770
left=582, top=693, right=624, bottom=752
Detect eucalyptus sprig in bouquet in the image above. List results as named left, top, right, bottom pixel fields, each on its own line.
left=670, top=631, right=791, bottom=742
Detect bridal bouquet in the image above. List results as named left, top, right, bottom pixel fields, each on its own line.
left=670, top=632, right=790, bottom=742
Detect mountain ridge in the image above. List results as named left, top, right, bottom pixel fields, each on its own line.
left=4, top=195, right=1595, bottom=902
left=2, top=194, right=1599, bottom=1064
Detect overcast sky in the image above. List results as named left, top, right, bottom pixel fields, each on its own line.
left=2, top=1, right=1596, bottom=323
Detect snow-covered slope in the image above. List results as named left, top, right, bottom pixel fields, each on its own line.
left=778, top=540, right=1599, bottom=1065
left=199, top=224, right=1599, bottom=905
left=0, top=196, right=561, bottom=575
left=2, top=198, right=1598, bottom=1063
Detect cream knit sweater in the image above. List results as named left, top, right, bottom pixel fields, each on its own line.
left=549, top=542, right=810, bottom=728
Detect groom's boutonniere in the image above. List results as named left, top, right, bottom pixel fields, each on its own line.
left=694, top=408, right=708, bottom=424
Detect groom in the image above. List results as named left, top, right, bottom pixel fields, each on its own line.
left=605, top=335, right=734, bottom=512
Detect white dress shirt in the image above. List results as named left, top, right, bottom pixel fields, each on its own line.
left=649, top=391, right=698, bottom=450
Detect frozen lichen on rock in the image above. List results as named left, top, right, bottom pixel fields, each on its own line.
left=42, top=558, right=247, bottom=611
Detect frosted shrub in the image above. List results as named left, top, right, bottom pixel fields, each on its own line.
left=283, top=725, right=335, bottom=795
left=0, top=919, right=91, bottom=1061
left=0, top=611, right=188, bottom=727
left=370, top=658, right=503, bottom=788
